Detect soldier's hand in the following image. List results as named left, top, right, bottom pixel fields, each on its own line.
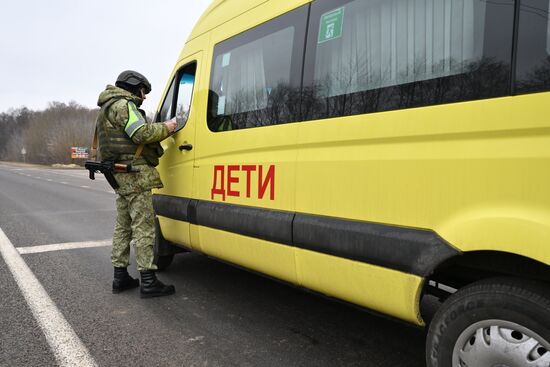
left=164, top=119, right=177, bottom=134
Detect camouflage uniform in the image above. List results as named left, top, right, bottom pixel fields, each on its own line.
left=96, top=85, right=169, bottom=272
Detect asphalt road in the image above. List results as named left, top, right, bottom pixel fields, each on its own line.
left=0, top=162, right=436, bottom=367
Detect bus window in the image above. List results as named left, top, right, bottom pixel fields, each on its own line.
left=302, top=0, right=515, bottom=120
left=158, top=78, right=175, bottom=122
left=156, top=62, right=197, bottom=132
left=175, top=64, right=196, bottom=131
left=515, top=0, right=550, bottom=94
left=207, top=6, right=307, bottom=132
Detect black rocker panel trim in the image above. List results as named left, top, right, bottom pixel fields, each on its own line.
left=293, top=213, right=457, bottom=276
left=188, top=199, right=199, bottom=225
left=152, top=194, right=191, bottom=223
left=152, top=194, right=459, bottom=276
left=196, top=200, right=295, bottom=246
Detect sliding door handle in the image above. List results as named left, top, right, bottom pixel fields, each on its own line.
left=179, top=144, right=193, bottom=151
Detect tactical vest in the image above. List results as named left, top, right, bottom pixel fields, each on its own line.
left=96, top=98, right=163, bottom=166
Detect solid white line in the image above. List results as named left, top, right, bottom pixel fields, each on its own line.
left=17, top=240, right=111, bottom=254
left=0, top=228, right=98, bottom=367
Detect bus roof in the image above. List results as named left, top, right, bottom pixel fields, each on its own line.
left=187, top=0, right=269, bottom=42
left=187, top=0, right=311, bottom=42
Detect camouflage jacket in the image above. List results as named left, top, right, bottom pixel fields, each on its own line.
left=96, top=85, right=170, bottom=195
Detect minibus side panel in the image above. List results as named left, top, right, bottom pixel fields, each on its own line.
left=186, top=2, right=430, bottom=324
left=190, top=5, right=306, bottom=285
left=295, top=95, right=550, bottom=265
left=296, top=249, right=424, bottom=324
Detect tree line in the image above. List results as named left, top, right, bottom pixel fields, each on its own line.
left=0, top=102, right=98, bottom=165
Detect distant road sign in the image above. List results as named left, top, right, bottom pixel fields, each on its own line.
left=71, top=147, right=89, bottom=159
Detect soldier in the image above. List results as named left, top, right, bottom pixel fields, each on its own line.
left=96, top=70, right=177, bottom=298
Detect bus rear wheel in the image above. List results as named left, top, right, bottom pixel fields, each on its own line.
left=426, top=277, right=550, bottom=367
left=155, top=254, right=174, bottom=271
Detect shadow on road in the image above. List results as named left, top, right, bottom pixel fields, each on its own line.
left=161, top=252, right=440, bottom=367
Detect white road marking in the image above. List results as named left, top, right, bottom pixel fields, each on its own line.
left=4, top=165, right=111, bottom=193
left=5, top=208, right=115, bottom=218
left=0, top=227, right=98, bottom=367
left=49, top=170, right=89, bottom=179
left=183, top=336, right=205, bottom=344
left=17, top=240, right=111, bottom=254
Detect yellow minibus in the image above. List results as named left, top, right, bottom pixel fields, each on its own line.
left=153, top=0, right=550, bottom=365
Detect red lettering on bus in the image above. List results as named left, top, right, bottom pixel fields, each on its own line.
left=212, top=164, right=275, bottom=201
left=211, top=165, right=226, bottom=201
left=227, top=165, right=240, bottom=197
left=241, top=165, right=257, bottom=198
left=258, top=165, right=275, bottom=200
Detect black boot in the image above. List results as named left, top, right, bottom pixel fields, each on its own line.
left=140, top=270, right=175, bottom=298
left=112, top=267, right=139, bottom=294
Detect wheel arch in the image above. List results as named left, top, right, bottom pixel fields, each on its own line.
left=425, top=250, right=550, bottom=295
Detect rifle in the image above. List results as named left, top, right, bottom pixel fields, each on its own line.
left=84, top=161, right=137, bottom=190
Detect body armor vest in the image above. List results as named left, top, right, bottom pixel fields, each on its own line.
left=96, top=98, right=162, bottom=166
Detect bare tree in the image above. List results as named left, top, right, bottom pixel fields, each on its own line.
left=0, top=102, right=98, bottom=165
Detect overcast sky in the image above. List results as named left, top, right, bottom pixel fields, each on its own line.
left=0, top=0, right=212, bottom=114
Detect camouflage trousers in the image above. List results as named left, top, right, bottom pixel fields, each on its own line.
left=112, top=190, right=158, bottom=271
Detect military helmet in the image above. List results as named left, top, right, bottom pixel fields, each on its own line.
left=115, top=70, right=152, bottom=94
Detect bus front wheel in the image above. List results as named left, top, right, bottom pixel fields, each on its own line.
left=426, top=277, right=550, bottom=367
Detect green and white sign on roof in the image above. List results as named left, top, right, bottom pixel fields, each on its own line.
left=318, top=7, right=345, bottom=44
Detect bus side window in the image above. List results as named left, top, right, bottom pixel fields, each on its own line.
left=157, top=78, right=176, bottom=122
left=207, top=6, right=308, bottom=132
left=156, top=62, right=197, bottom=132
left=302, top=0, right=515, bottom=120
left=515, top=0, right=550, bottom=94
left=174, top=63, right=197, bottom=131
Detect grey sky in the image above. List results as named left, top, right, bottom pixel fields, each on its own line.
left=0, top=0, right=212, bottom=114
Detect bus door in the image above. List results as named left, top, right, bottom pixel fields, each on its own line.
left=155, top=52, right=203, bottom=250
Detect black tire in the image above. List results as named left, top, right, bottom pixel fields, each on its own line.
left=155, top=254, right=174, bottom=271
left=154, top=217, right=174, bottom=271
left=426, top=277, right=550, bottom=367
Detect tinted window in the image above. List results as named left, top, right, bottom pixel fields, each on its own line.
left=515, top=0, right=550, bottom=94
left=208, top=6, right=308, bottom=132
left=302, top=0, right=515, bottom=120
